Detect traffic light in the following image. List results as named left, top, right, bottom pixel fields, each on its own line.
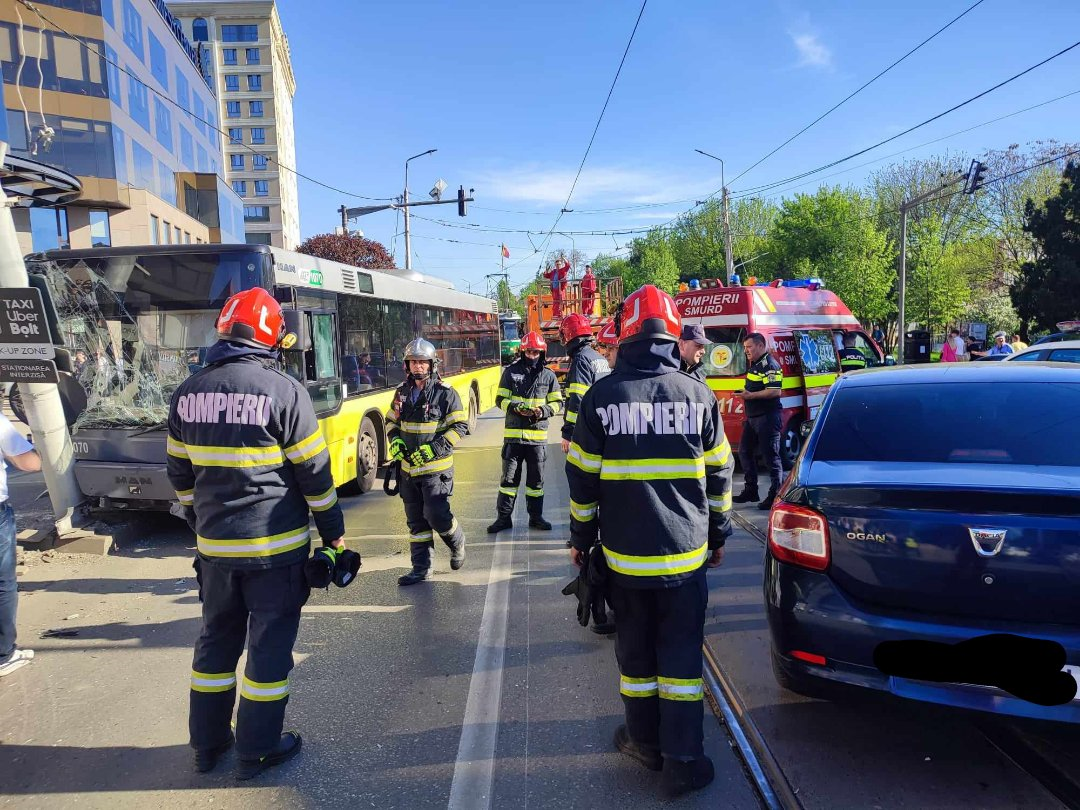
left=457, top=185, right=467, bottom=217
left=964, top=159, right=988, bottom=194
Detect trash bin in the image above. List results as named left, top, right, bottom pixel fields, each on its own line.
left=904, top=330, right=932, bottom=364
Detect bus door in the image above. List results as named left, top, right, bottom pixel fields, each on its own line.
left=792, top=330, right=840, bottom=422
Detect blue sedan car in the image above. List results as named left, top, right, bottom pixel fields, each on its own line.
left=765, top=362, right=1080, bottom=722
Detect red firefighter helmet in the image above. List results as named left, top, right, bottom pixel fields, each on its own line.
left=520, top=331, right=547, bottom=352
left=559, top=312, right=592, bottom=343
left=617, top=284, right=681, bottom=344
left=215, top=287, right=287, bottom=349
left=596, top=320, right=619, bottom=347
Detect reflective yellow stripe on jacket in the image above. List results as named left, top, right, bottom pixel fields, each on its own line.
left=197, top=525, right=310, bottom=558
left=570, top=499, right=598, bottom=522
left=401, top=454, right=454, bottom=476
left=703, top=439, right=731, bottom=467
left=171, top=441, right=284, bottom=468
left=304, top=486, right=338, bottom=512
left=602, top=541, right=708, bottom=577
left=599, top=457, right=705, bottom=481
left=567, top=441, right=602, bottom=474
left=284, top=429, right=327, bottom=463
left=504, top=428, right=547, bottom=442
left=399, top=420, right=441, bottom=434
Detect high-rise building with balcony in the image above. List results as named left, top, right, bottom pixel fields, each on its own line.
left=169, top=0, right=298, bottom=249
left=0, top=0, right=245, bottom=253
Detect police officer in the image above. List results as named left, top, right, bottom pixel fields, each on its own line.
left=733, top=332, right=784, bottom=510
left=559, top=313, right=609, bottom=454
left=386, top=338, right=469, bottom=586
left=678, top=324, right=708, bottom=382
left=567, top=285, right=733, bottom=798
left=488, top=331, right=562, bottom=533
left=168, top=287, right=346, bottom=780
left=838, top=333, right=868, bottom=374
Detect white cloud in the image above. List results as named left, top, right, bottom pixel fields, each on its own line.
left=472, top=164, right=722, bottom=209
left=790, top=32, right=832, bottom=69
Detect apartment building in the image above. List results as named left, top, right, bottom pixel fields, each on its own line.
left=0, top=0, right=245, bottom=253
left=169, top=0, right=299, bottom=249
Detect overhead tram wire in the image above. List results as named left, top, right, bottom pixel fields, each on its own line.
left=728, top=38, right=1080, bottom=199
left=726, top=87, right=1080, bottom=203
left=13, top=0, right=395, bottom=201
left=508, top=0, right=649, bottom=278
left=728, top=0, right=988, bottom=188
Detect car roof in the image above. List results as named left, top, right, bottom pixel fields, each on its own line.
left=1007, top=339, right=1080, bottom=359
left=837, top=361, right=1080, bottom=388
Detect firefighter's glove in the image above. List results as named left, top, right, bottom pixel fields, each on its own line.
left=408, top=444, right=436, bottom=466
left=510, top=401, right=530, bottom=416
left=333, top=548, right=362, bottom=588
left=561, top=561, right=592, bottom=628
left=304, top=546, right=337, bottom=590
left=389, top=437, right=407, bottom=461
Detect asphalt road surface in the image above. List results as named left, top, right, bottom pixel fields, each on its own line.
left=5, top=406, right=1080, bottom=809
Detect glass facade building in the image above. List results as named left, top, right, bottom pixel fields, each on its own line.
left=1, top=0, right=244, bottom=251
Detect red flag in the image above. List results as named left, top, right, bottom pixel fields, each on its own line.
left=501, top=244, right=510, bottom=259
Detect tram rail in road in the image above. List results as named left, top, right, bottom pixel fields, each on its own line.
left=727, top=509, right=1080, bottom=810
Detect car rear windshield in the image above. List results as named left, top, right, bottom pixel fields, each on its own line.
left=814, top=381, right=1080, bottom=466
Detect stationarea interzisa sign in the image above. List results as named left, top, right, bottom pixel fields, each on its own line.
left=0, top=288, right=58, bottom=384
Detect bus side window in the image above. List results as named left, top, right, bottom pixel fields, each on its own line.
left=307, top=313, right=342, bottom=413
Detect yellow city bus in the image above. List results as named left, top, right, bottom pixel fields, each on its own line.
left=26, top=243, right=502, bottom=510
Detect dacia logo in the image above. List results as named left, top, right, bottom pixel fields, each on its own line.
left=847, top=531, right=887, bottom=543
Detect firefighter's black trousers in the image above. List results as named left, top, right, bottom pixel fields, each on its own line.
left=739, top=412, right=783, bottom=490
left=495, top=443, right=546, bottom=518
left=608, top=570, right=708, bottom=760
left=189, top=558, right=309, bottom=760
left=400, top=469, right=463, bottom=571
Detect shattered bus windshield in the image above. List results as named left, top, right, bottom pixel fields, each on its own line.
left=28, top=248, right=272, bottom=429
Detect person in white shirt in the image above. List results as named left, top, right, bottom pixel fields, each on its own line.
left=0, top=411, right=41, bottom=677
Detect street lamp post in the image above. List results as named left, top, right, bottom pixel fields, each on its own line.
left=404, top=148, right=436, bottom=271
left=694, top=149, right=735, bottom=282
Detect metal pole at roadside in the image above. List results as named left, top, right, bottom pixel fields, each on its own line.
left=897, top=201, right=908, bottom=363
left=0, top=142, right=83, bottom=532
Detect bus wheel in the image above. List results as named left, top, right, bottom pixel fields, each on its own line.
left=467, top=387, right=478, bottom=433
left=781, top=418, right=802, bottom=471
left=342, top=416, right=380, bottom=496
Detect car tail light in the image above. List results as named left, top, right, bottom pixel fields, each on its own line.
left=768, top=502, right=830, bottom=571
left=790, top=650, right=827, bottom=666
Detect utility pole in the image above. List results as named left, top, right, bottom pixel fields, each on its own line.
left=0, top=142, right=83, bottom=532
left=896, top=168, right=968, bottom=362
left=722, top=187, right=735, bottom=282
left=404, top=148, right=437, bottom=272
left=338, top=204, right=347, bottom=234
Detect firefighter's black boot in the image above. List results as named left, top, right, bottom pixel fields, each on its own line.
left=758, top=486, right=778, bottom=511
left=613, top=724, right=661, bottom=771
left=732, top=487, right=759, bottom=504
left=528, top=516, right=552, bottom=531
left=236, top=732, right=302, bottom=781
left=448, top=534, right=466, bottom=570
left=487, top=515, right=512, bottom=534
left=194, top=732, right=233, bottom=773
left=398, top=542, right=432, bottom=585
left=661, top=755, right=715, bottom=798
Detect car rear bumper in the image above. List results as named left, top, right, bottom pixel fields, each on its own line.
left=765, top=554, right=1080, bottom=723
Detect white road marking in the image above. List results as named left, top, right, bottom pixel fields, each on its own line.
left=447, top=504, right=518, bottom=810
left=301, top=605, right=411, bottom=614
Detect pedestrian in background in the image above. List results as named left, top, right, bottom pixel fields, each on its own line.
left=0, top=413, right=41, bottom=678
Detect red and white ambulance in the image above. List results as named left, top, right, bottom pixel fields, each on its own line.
left=675, top=280, right=886, bottom=467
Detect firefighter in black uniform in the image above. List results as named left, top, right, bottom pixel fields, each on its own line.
left=733, top=332, right=784, bottom=510
left=678, top=323, right=708, bottom=382
left=386, top=338, right=469, bottom=586
left=487, top=331, right=563, bottom=533
left=567, top=285, right=734, bottom=798
left=168, top=287, right=346, bottom=779
left=559, top=313, right=609, bottom=453
left=838, top=333, right=868, bottom=374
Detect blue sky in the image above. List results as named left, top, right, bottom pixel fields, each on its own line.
left=282, top=0, right=1080, bottom=294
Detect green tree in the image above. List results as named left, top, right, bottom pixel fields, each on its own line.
left=1011, top=161, right=1080, bottom=335
left=625, top=231, right=680, bottom=293
left=768, top=186, right=895, bottom=324
left=297, top=232, right=395, bottom=268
